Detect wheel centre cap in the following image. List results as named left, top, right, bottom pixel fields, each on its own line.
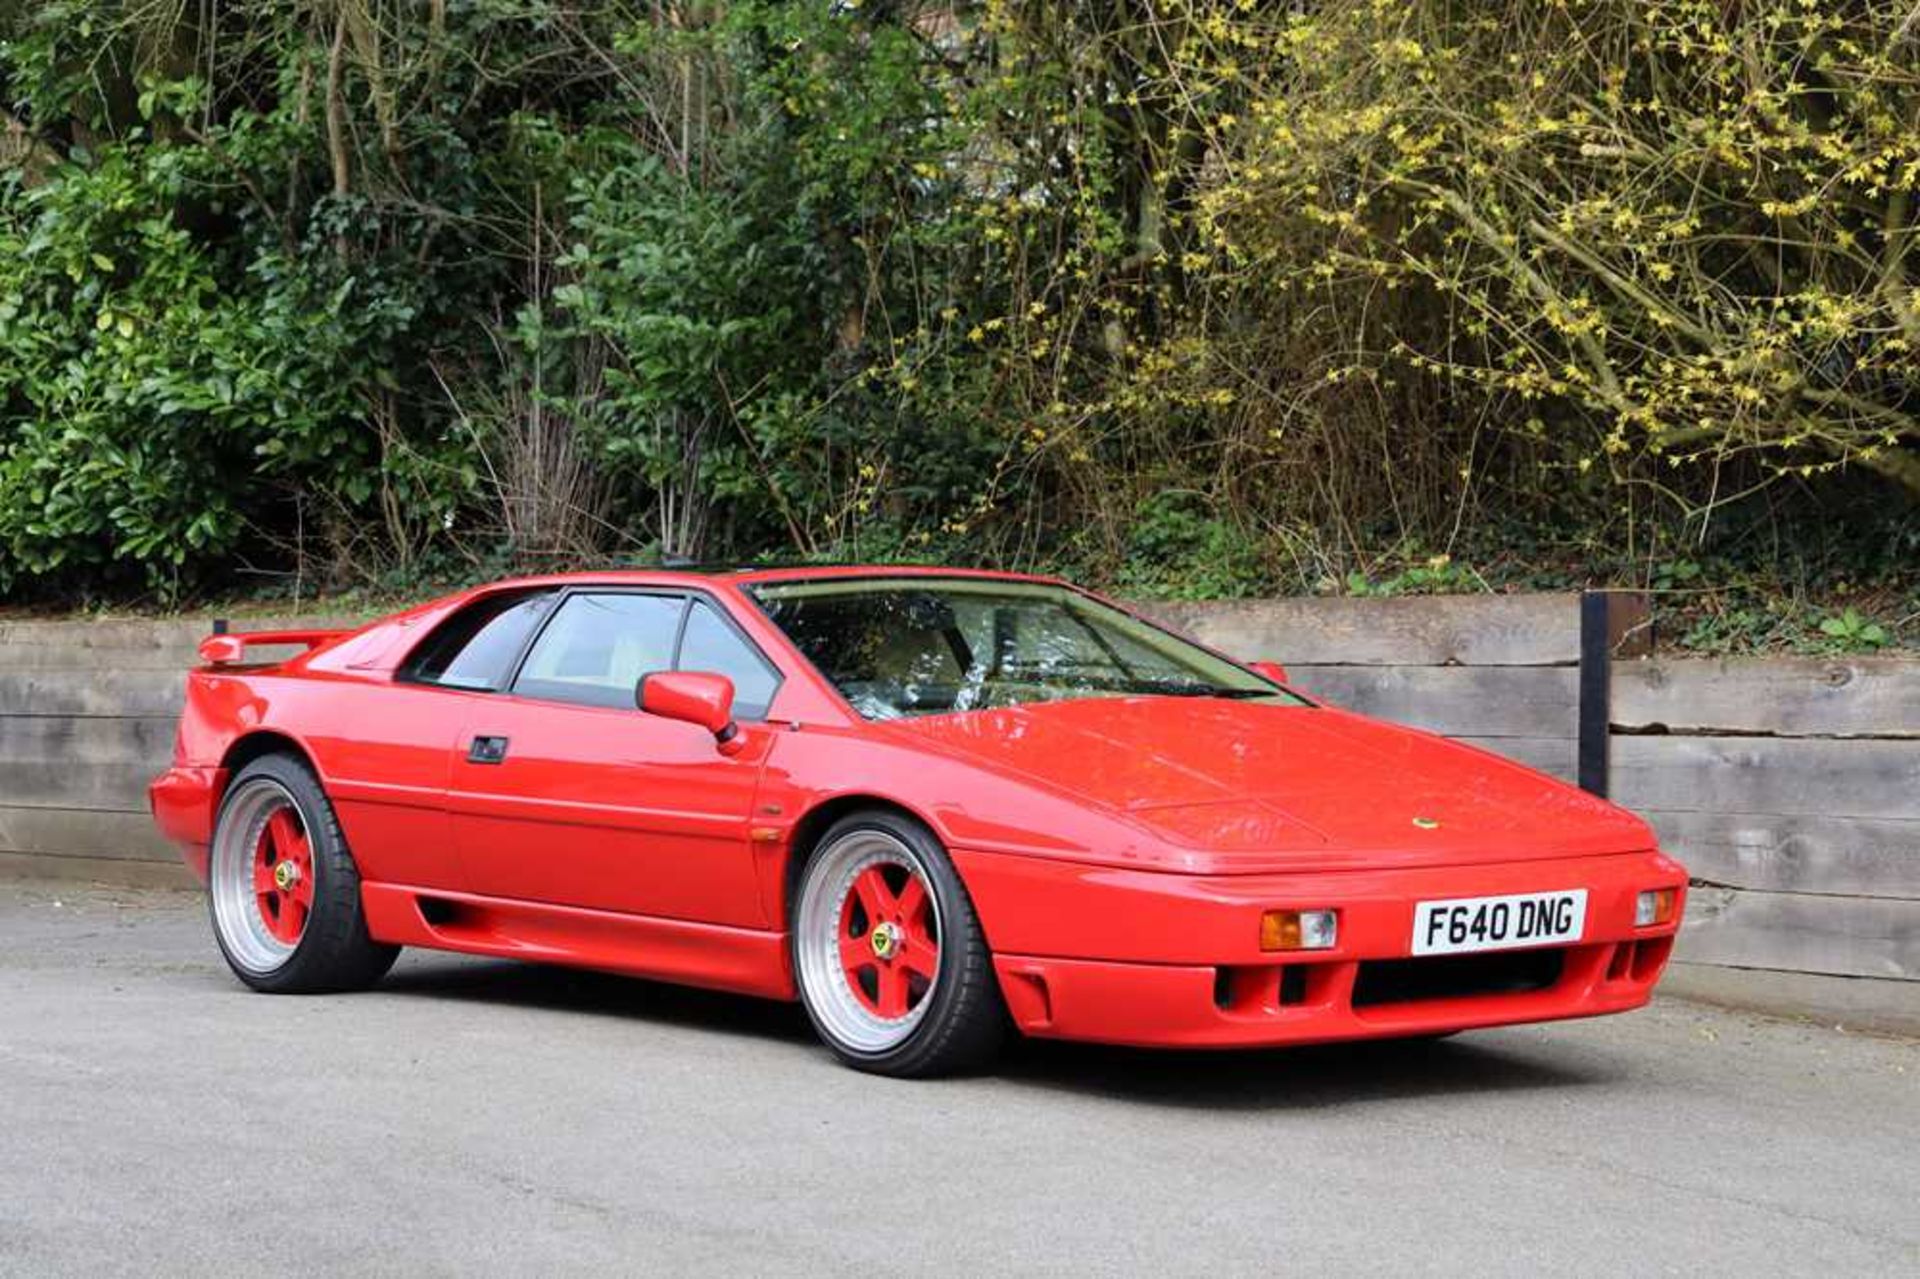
left=870, top=920, right=902, bottom=960
left=273, top=860, right=300, bottom=891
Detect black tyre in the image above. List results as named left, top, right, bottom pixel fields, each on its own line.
left=206, top=753, right=399, bottom=993
left=790, top=809, right=1006, bottom=1077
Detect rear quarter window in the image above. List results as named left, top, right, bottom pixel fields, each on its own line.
left=400, top=590, right=557, bottom=690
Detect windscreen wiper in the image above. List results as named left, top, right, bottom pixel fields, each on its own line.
left=1140, top=684, right=1272, bottom=699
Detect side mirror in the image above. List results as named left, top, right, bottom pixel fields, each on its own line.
left=1248, top=659, right=1289, bottom=686
left=637, top=671, right=743, bottom=754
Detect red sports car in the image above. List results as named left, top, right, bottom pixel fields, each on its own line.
left=150, top=567, right=1686, bottom=1076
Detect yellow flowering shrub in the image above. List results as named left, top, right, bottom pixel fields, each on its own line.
left=1198, top=0, right=1919, bottom=498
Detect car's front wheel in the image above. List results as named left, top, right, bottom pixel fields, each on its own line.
left=791, top=809, right=1005, bottom=1077
left=207, top=753, right=399, bottom=993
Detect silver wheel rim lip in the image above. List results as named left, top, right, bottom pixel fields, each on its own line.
left=210, top=778, right=305, bottom=975
left=795, top=830, right=942, bottom=1056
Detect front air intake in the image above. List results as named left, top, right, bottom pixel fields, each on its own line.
left=1351, top=947, right=1565, bottom=1009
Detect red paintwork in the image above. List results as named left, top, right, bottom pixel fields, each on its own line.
left=151, top=765, right=225, bottom=881
left=149, top=566, right=1688, bottom=1047
left=638, top=670, right=742, bottom=748
left=359, top=882, right=793, bottom=998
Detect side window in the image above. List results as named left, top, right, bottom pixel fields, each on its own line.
left=676, top=600, right=780, bottom=720
left=402, top=590, right=556, bottom=690
left=512, top=593, right=683, bottom=709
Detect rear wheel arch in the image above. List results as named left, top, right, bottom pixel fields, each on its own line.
left=218, top=730, right=320, bottom=799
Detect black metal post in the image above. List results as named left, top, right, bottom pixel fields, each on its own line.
left=211, top=618, right=229, bottom=635
left=1576, top=591, right=1611, bottom=797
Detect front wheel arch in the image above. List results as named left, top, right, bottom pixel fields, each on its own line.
left=782, top=794, right=948, bottom=924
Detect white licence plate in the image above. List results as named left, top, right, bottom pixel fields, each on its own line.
left=1411, top=889, right=1588, bottom=956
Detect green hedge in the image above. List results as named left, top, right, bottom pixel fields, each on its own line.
left=0, top=1, right=1913, bottom=604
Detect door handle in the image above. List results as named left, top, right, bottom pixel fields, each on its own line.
left=467, top=735, right=510, bottom=764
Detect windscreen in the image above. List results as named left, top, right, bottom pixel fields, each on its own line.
left=749, top=578, right=1304, bottom=720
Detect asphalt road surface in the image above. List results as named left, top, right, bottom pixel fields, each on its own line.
left=1, top=882, right=1914, bottom=1277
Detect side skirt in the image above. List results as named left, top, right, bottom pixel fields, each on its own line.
left=360, top=883, right=796, bottom=1001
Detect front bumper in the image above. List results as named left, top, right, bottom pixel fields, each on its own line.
left=148, top=766, right=227, bottom=883
left=954, top=848, right=1686, bottom=1048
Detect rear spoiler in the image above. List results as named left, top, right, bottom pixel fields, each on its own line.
left=198, top=629, right=347, bottom=667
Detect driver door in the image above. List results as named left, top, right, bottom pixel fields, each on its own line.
left=446, top=590, right=781, bottom=926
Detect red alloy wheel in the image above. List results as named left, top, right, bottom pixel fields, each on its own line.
left=251, top=805, right=315, bottom=945
left=837, top=862, right=941, bottom=1020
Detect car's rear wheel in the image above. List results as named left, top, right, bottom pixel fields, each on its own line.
left=208, top=753, right=399, bottom=993
left=792, top=810, right=1005, bottom=1077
